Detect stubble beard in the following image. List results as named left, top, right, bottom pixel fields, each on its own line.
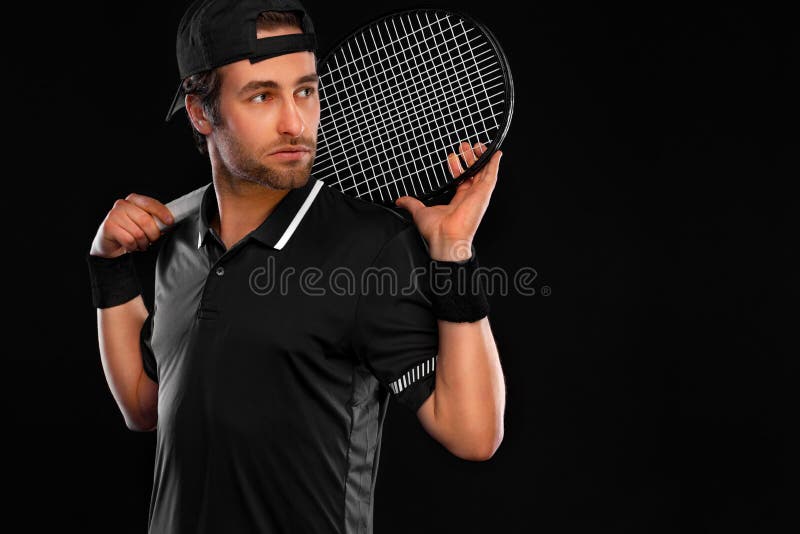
left=215, top=126, right=316, bottom=191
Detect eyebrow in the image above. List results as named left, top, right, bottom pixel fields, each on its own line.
left=238, top=73, right=319, bottom=96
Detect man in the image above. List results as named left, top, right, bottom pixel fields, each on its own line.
left=86, top=1, right=505, bottom=532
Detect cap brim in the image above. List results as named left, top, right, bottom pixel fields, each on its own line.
left=165, top=80, right=185, bottom=122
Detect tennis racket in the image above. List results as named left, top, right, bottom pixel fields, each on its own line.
left=156, top=8, right=514, bottom=230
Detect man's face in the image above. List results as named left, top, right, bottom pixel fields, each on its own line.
left=210, top=25, right=320, bottom=190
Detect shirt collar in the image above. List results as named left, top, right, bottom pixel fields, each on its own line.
left=196, top=178, right=324, bottom=250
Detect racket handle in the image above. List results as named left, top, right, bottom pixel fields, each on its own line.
left=155, top=183, right=210, bottom=231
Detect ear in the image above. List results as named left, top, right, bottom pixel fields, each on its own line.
left=185, top=94, right=212, bottom=135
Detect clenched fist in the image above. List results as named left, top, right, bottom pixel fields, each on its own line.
left=90, top=193, right=174, bottom=258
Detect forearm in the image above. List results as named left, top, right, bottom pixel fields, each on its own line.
left=97, top=295, right=157, bottom=431
left=430, top=316, right=505, bottom=460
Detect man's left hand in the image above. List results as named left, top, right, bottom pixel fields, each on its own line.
left=395, top=140, right=503, bottom=261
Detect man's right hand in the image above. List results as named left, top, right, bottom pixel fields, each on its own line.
left=90, top=193, right=175, bottom=258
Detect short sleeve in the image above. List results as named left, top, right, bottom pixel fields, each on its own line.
left=351, top=224, right=439, bottom=413
left=140, top=311, right=159, bottom=384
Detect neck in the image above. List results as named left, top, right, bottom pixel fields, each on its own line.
left=209, top=172, right=291, bottom=251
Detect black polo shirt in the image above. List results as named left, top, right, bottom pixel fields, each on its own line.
left=139, top=177, right=440, bottom=534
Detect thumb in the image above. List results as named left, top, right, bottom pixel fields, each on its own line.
left=395, top=196, right=426, bottom=217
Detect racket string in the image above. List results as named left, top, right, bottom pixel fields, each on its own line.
left=337, top=111, right=505, bottom=198
left=318, top=61, right=502, bottom=182
left=318, top=21, right=494, bottom=198
left=314, top=26, right=498, bottom=165
left=320, top=23, right=484, bottom=125
left=318, top=96, right=504, bottom=192
left=317, top=99, right=504, bottom=187
left=312, top=11, right=509, bottom=202
left=356, top=20, right=442, bottom=200
left=333, top=49, right=392, bottom=201
left=435, top=12, right=501, bottom=133
left=355, top=26, right=426, bottom=201
left=318, top=13, right=458, bottom=82
left=315, top=58, right=503, bottom=176
left=316, top=69, right=502, bottom=171
left=319, top=53, right=375, bottom=200
left=424, top=12, right=488, bottom=170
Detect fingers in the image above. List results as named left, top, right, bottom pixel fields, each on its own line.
left=93, top=193, right=174, bottom=257
left=464, top=141, right=487, bottom=165
left=108, top=198, right=160, bottom=251
left=105, top=220, right=141, bottom=253
left=123, top=210, right=156, bottom=250
left=447, top=140, right=488, bottom=177
left=477, top=150, right=503, bottom=190
left=122, top=198, right=163, bottom=242
left=394, top=195, right=426, bottom=218
left=447, top=151, right=465, bottom=177
left=126, top=193, right=175, bottom=229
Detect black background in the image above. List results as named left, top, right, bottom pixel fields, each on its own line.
left=12, top=1, right=791, bottom=532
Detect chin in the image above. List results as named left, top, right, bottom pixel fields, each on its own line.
left=289, top=174, right=310, bottom=188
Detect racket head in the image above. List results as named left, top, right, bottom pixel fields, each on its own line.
left=311, top=8, right=514, bottom=207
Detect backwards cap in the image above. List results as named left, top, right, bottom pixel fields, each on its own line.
left=165, top=0, right=317, bottom=122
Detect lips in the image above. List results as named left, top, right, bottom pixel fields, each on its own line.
left=269, top=146, right=311, bottom=155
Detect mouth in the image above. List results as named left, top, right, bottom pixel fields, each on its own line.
left=269, top=146, right=311, bottom=154
left=268, top=146, right=312, bottom=161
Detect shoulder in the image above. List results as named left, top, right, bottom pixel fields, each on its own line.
left=313, top=182, right=424, bottom=258
left=152, top=186, right=209, bottom=271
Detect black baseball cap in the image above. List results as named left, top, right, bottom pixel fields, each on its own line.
left=165, top=0, right=317, bottom=122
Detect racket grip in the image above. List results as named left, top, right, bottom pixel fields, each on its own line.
left=155, top=184, right=210, bottom=231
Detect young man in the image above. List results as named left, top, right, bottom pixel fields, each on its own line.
left=87, top=1, right=505, bottom=532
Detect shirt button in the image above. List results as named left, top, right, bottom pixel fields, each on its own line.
left=215, top=266, right=225, bottom=276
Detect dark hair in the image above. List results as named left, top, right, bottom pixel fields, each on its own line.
left=183, top=11, right=307, bottom=155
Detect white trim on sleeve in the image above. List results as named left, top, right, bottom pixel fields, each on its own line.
left=389, top=354, right=438, bottom=394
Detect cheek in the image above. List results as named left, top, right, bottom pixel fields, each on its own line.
left=238, top=120, right=265, bottom=142
left=225, top=111, right=269, bottom=146
left=306, top=104, right=321, bottom=134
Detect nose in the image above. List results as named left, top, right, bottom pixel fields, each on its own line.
left=277, top=97, right=305, bottom=138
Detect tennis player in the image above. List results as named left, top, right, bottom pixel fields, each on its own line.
left=86, top=1, right=505, bottom=532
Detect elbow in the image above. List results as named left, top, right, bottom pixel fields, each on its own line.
left=124, top=417, right=142, bottom=432
left=469, top=414, right=505, bottom=461
left=125, top=373, right=159, bottom=431
left=124, top=411, right=157, bottom=432
left=126, top=419, right=157, bottom=432
left=455, top=429, right=504, bottom=462
left=474, top=432, right=504, bottom=461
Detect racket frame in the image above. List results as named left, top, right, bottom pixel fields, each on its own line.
left=312, top=8, right=515, bottom=206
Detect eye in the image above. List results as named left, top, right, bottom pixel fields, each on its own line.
left=251, top=93, right=271, bottom=103
left=299, top=87, right=316, bottom=97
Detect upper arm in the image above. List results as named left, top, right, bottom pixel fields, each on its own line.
left=416, top=390, right=440, bottom=438
left=350, top=225, right=440, bottom=413
left=135, top=311, right=159, bottom=431
left=136, top=370, right=158, bottom=431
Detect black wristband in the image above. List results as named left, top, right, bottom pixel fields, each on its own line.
left=428, top=251, right=490, bottom=322
left=86, top=252, right=142, bottom=309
